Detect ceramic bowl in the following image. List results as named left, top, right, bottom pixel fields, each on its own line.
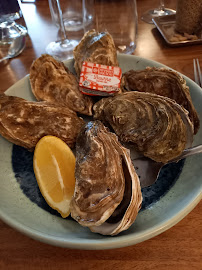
left=0, top=55, right=201, bottom=249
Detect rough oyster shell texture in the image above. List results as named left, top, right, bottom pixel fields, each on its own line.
left=73, top=29, right=119, bottom=76
left=94, top=92, right=194, bottom=163
left=70, top=121, right=142, bottom=236
left=30, top=54, right=93, bottom=116
left=0, top=94, right=84, bottom=150
left=122, top=67, right=200, bottom=134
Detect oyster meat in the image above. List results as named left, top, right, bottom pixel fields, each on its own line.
left=93, top=92, right=194, bottom=163
left=70, top=121, right=142, bottom=236
left=73, top=29, right=119, bottom=76
left=122, top=67, right=200, bottom=134
left=30, top=54, right=93, bottom=116
left=0, top=94, right=84, bottom=150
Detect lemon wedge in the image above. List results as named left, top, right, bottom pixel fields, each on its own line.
left=33, top=135, right=76, bottom=218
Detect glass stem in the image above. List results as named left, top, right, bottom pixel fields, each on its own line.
left=159, top=0, right=165, bottom=11
left=55, top=0, right=68, bottom=43
left=82, top=0, right=86, bottom=28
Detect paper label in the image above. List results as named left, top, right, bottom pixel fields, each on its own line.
left=79, top=62, right=122, bottom=96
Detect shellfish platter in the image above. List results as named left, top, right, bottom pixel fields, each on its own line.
left=0, top=30, right=201, bottom=249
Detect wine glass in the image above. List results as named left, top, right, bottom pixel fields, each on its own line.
left=46, top=0, right=79, bottom=61
left=141, top=0, right=176, bottom=24
left=49, top=0, right=93, bottom=32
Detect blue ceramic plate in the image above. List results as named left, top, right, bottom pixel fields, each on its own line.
left=0, top=55, right=201, bottom=249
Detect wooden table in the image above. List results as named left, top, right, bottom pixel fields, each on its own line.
left=0, top=0, right=201, bottom=269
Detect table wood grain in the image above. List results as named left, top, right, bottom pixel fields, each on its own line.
left=0, top=1, right=201, bottom=269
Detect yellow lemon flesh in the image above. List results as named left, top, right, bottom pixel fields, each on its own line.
left=33, top=136, right=76, bottom=218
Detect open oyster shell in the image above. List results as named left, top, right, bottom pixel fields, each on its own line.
left=70, top=121, right=142, bottom=236
left=73, top=29, right=119, bottom=76
left=30, top=54, right=93, bottom=116
left=122, top=67, right=200, bottom=134
left=93, top=92, right=194, bottom=163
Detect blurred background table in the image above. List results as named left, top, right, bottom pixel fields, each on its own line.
left=0, top=0, right=201, bottom=269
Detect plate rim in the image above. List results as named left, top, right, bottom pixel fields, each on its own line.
left=0, top=191, right=201, bottom=250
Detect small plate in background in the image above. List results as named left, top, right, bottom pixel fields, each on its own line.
left=152, top=14, right=202, bottom=47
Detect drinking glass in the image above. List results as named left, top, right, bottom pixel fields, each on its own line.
left=141, top=0, right=176, bottom=24
left=88, top=0, right=138, bottom=54
left=0, top=0, right=27, bottom=45
left=47, top=0, right=93, bottom=61
left=46, top=0, right=80, bottom=61
left=49, top=0, right=93, bottom=31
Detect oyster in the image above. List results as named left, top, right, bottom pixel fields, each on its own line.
left=30, top=54, right=93, bottom=116
left=93, top=92, right=194, bottom=163
left=0, top=94, right=84, bottom=150
left=122, top=67, right=200, bottom=134
left=73, top=29, right=119, bottom=76
left=70, top=121, right=142, bottom=236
